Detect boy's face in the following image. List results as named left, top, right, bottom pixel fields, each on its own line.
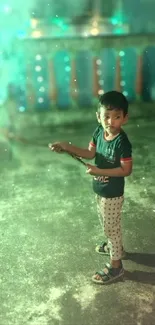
left=96, top=106, right=128, bottom=135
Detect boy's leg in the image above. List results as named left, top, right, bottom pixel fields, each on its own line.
left=92, top=196, right=124, bottom=284
left=96, top=196, right=125, bottom=256
left=96, top=195, right=104, bottom=228
left=105, top=196, right=124, bottom=265
left=95, top=195, right=110, bottom=254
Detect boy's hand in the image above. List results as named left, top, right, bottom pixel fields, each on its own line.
left=48, top=142, right=69, bottom=153
left=86, top=163, right=101, bottom=176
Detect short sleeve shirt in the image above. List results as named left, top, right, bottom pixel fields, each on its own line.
left=89, top=125, right=132, bottom=198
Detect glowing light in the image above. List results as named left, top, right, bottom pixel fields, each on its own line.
left=91, top=28, right=99, bottom=36
left=120, top=81, right=126, bottom=86
left=115, top=28, right=124, bottom=35
left=31, top=19, right=38, bottom=29
left=97, top=70, right=102, bottom=76
left=123, top=91, right=128, bottom=96
left=98, top=90, right=104, bottom=95
left=19, top=106, right=25, bottom=112
left=83, top=32, right=88, bottom=37
left=3, top=5, right=12, bottom=13
left=64, top=56, right=69, bottom=62
left=35, top=66, right=42, bottom=72
left=38, top=97, right=44, bottom=103
left=36, top=54, right=42, bottom=61
left=37, top=76, right=43, bottom=82
left=119, top=51, right=125, bottom=57
left=52, top=17, right=68, bottom=30
left=111, top=18, right=118, bottom=25
left=92, top=21, right=98, bottom=27
left=96, top=59, right=102, bottom=65
left=31, top=30, right=42, bottom=38
left=39, top=86, right=45, bottom=92
left=65, top=66, right=71, bottom=72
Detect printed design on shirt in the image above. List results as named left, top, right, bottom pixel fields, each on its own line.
left=94, top=175, right=109, bottom=183
left=104, top=146, right=116, bottom=164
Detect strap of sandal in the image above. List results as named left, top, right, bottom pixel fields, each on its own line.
left=95, top=263, right=112, bottom=281
left=99, top=242, right=109, bottom=253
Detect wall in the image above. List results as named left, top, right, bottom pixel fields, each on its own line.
left=1, top=34, right=155, bottom=112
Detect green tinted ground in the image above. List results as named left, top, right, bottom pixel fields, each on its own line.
left=0, top=110, right=155, bottom=325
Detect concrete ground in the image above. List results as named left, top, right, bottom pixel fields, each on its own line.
left=0, top=109, right=155, bottom=325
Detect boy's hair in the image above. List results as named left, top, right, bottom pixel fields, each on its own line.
left=98, top=91, right=128, bottom=116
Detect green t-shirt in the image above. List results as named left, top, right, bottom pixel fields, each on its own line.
left=90, top=125, right=132, bottom=198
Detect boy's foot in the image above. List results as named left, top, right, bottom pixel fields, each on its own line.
left=92, top=263, right=124, bottom=285
left=95, top=242, right=126, bottom=259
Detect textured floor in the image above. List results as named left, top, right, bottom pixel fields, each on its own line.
left=0, top=113, right=155, bottom=325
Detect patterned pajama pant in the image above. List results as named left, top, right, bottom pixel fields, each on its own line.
left=96, top=195, right=124, bottom=260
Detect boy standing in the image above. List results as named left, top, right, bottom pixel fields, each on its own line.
left=49, top=91, right=132, bottom=284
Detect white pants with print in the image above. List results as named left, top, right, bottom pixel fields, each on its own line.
left=96, top=195, right=124, bottom=260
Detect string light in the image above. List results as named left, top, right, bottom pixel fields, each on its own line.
left=120, top=81, right=126, bottom=86
left=119, top=51, right=125, bottom=57
left=65, top=66, right=71, bottom=72
left=31, top=30, right=42, bottom=38
left=35, top=66, right=42, bottom=72
left=31, top=19, right=38, bottom=29
left=97, top=69, right=102, bottom=76
left=90, top=28, right=99, bottom=36
left=36, top=54, right=42, bottom=61
left=38, top=97, right=44, bottom=103
left=64, top=56, right=69, bottom=62
left=19, top=106, right=25, bottom=112
left=96, top=58, right=104, bottom=93
left=98, top=90, right=104, bottom=95
left=34, top=53, right=47, bottom=109
left=39, top=86, right=45, bottom=92
left=37, top=76, right=43, bottom=82
left=96, top=59, right=102, bottom=65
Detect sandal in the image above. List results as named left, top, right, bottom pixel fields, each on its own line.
left=92, top=263, right=124, bottom=285
left=95, top=242, right=126, bottom=259
left=95, top=242, right=110, bottom=255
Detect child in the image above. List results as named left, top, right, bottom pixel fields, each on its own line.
left=49, top=91, right=132, bottom=285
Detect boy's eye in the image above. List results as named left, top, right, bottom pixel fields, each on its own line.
left=103, top=115, right=121, bottom=120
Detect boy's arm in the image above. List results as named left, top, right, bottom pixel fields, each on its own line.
left=86, top=160, right=132, bottom=177
left=65, top=142, right=96, bottom=159
left=87, top=137, right=132, bottom=177
left=101, top=136, right=133, bottom=177
left=49, top=141, right=96, bottom=160
left=49, top=126, right=100, bottom=160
